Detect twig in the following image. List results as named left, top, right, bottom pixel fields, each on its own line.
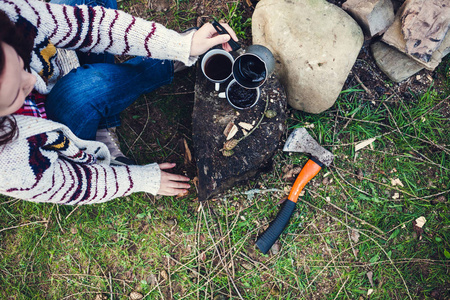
left=353, top=72, right=373, bottom=96
left=109, top=272, right=113, bottom=300
left=200, top=204, right=244, bottom=300
left=333, top=276, right=350, bottom=300
left=309, top=188, right=386, bottom=237
left=299, top=198, right=413, bottom=299
left=65, top=205, right=80, bottom=220
left=0, top=221, right=48, bottom=233
left=55, top=205, right=65, bottom=233
left=345, top=210, right=358, bottom=260
left=167, top=255, right=173, bottom=300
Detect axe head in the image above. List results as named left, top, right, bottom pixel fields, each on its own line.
left=283, top=128, right=334, bottom=166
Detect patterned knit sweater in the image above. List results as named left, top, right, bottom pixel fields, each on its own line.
left=0, top=0, right=197, bottom=94
left=0, top=115, right=161, bottom=204
left=0, top=0, right=198, bottom=204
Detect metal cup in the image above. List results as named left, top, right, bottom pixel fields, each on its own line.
left=219, top=79, right=261, bottom=110
left=201, top=49, right=234, bottom=91
left=232, top=44, right=275, bottom=89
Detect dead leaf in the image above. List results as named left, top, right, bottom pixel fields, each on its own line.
left=275, top=196, right=288, bottom=206
left=392, top=192, right=400, bottom=199
left=270, top=241, right=280, bottom=255
left=282, top=166, right=302, bottom=181
left=412, top=219, right=425, bottom=239
left=129, top=291, right=143, bottom=300
left=355, top=138, right=376, bottom=152
left=282, top=164, right=293, bottom=173
left=270, top=285, right=280, bottom=296
left=367, top=271, right=374, bottom=287
left=367, top=289, right=374, bottom=296
left=160, top=270, right=169, bottom=281
left=356, top=169, right=364, bottom=180
left=350, top=229, right=360, bottom=243
left=94, top=294, right=107, bottom=300
left=176, top=190, right=189, bottom=198
left=192, top=176, right=199, bottom=190
left=183, top=139, right=192, bottom=164
left=390, top=178, right=404, bottom=187
left=70, top=227, right=77, bottom=234
left=148, top=273, right=158, bottom=286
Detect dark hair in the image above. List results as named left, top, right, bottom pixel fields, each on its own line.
left=0, top=10, right=34, bottom=145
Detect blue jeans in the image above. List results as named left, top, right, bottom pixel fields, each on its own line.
left=46, top=0, right=174, bottom=140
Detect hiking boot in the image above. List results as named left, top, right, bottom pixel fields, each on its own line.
left=95, top=127, right=135, bottom=166
left=173, top=60, right=188, bottom=73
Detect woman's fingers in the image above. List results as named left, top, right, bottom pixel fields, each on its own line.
left=190, top=22, right=239, bottom=56
left=157, top=164, right=191, bottom=196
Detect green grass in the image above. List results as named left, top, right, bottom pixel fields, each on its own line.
left=1, top=2, right=450, bottom=299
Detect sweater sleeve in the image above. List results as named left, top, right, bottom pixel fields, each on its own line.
left=3, top=0, right=196, bottom=66
left=0, top=116, right=162, bottom=205
left=0, top=140, right=162, bottom=205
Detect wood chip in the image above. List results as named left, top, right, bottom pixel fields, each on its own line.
left=226, top=124, right=238, bottom=140
left=355, top=138, right=376, bottom=152
left=223, top=122, right=235, bottom=137
left=238, top=122, right=254, bottom=130
left=414, top=216, right=426, bottom=228
left=350, top=229, right=360, bottom=243
left=183, top=138, right=192, bottom=164
left=390, top=178, right=404, bottom=187
left=130, top=292, right=143, bottom=300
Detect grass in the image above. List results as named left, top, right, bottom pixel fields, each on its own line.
left=1, top=1, right=450, bottom=299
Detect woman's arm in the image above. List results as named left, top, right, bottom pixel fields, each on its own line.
left=1, top=0, right=194, bottom=65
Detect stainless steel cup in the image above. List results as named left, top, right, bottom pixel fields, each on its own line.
left=232, top=45, right=275, bottom=89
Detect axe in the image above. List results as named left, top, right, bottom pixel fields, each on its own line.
left=256, top=128, right=334, bottom=254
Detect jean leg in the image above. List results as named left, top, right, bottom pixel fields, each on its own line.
left=46, top=58, right=174, bottom=140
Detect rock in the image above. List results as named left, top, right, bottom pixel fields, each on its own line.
left=401, top=0, right=450, bottom=63
left=252, top=0, right=363, bottom=114
left=342, top=0, right=395, bottom=37
left=371, top=41, right=425, bottom=82
left=382, top=3, right=450, bottom=70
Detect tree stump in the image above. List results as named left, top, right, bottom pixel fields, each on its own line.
left=192, top=59, right=287, bottom=201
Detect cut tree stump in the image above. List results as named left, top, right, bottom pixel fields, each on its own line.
left=192, top=58, right=287, bottom=201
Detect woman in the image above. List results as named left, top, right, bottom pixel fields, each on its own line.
left=0, top=0, right=237, bottom=204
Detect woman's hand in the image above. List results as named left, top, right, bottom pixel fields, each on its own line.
left=157, top=163, right=191, bottom=196
left=190, top=22, right=239, bottom=56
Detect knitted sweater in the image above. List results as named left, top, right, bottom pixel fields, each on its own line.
left=0, top=115, right=161, bottom=204
left=0, top=0, right=198, bottom=204
left=0, top=0, right=197, bottom=94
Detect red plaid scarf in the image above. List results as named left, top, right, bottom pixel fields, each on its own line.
left=14, top=91, right=47, bottom=119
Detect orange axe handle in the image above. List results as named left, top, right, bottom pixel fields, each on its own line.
left=256, top=157, right=323, bottom=254
left=288, top=158, right=323, bottom=203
